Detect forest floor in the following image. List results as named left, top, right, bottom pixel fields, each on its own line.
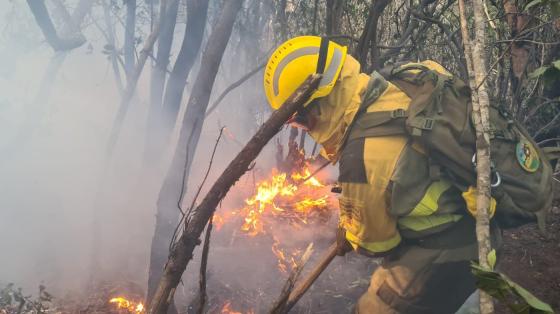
left=495, top=207, right=560, bottom=313
left=1, top=211, right=558, bottom=314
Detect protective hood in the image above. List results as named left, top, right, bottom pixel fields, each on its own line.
left=307, top=55, right=370, bottom=161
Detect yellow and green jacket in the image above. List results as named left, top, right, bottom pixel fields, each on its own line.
left=307, top=56, right=467, bottom=255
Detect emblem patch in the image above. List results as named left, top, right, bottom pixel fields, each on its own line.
left=516, top=137, right=540, bottom=173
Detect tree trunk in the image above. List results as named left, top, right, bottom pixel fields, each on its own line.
left=326, top=0, right=344, bottom=35
left=146, top=0, right=237, bottom=308
left=145, top=0, right=180, bottom=163
left=0, top=0, right=93, bottom=162
left=503, top=0, right=531, bottom=116
left=355, top=0, right=391, bottom=69
left=277, top=0, right=288, bottom=40
left=26, top=0, right=85, bottom=51
left=159, top=0, right=210, bottom=144
left=102, top=0, right=125, bottom=95
left=125, top=0, right=137, bottom=79
left=458, top=0, right=495, bottom=313
left=105, top=0, right=170, bottom=155
left=147, top=74, right=322, bottom=314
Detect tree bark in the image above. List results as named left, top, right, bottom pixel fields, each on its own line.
left=105, top=0, right=170, bottom=155
left=326, top=0, right=344, bottom=35
left=145, top=0, right=209, bottom=304
left=145, top=0, right=180, bottom=163
left=160, top=0, right=210, bottom=143
left=26, top=0, right=85, bottom=51
left=147, top=74, right=322, bottom=314
left=457, top=0, right=495, bottom=313
left=102, top=0, right=125, bottom=95
left=355, top=0, right=391, bottom=69
left=124, top=0, right=137, bottom=78
left=146, top=0, right=240, bottom=309
left=503, top=0, right=534, bottom=117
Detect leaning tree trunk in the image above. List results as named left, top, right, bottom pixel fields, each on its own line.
left=458, top=0, right=495, bottom=313
left=146, top=0, right=240, bottom=308
left=147, top=74, right=321, bottom=314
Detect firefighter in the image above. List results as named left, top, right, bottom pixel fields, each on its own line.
left=263, top=36, right=503, bottom=313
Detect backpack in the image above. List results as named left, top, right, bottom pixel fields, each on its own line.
left=346, top=62, right=553, bottom=229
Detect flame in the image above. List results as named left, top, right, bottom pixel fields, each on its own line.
left=109, top=297, right=144, bottom=313
left=271, top=237, right=301, bottom=274
left=221, top=301, right=254, bottom=314
left=214, top=162, right=334, bottom=274
left=237, top=166, right=331, bottom=237
left=213, top=213, right=225, bottom=231
left=291, top=168, right=324, bottom=187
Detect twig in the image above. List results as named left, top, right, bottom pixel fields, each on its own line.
left=197, top=215, right=214, bottom=314
left=186, top=127, right=225, bottom=221
left=148, top=75, right=322, bottom=314
left=169, top=127, right=225, bottom=252
left=534, top=112, right=560, bottom=138
left=475, top=43, right=511, bottom=91
left=537, top=137, right=560, bottom=146
left=205, top=58, right=268, bottom=117
left=492, top=39, right=560, bottom=45
left=269, top=244, right=314, bottom=314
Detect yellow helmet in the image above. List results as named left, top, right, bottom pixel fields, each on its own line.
left=263, top=36, right=348, bottom=110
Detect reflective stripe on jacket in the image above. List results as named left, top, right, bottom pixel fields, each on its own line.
left=306, top=57, right=467, bottom=255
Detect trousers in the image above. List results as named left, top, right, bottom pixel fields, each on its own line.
left=356, top=217, right=502, bottom=314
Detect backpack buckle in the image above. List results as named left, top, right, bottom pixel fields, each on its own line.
left=391, top=109, right=407, bottom=118
left=421, top=118, right=434, bottom=130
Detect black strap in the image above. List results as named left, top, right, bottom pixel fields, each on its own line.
left=335, top=71, right=389, bottom=158
left=316, top=37, right=329, bottom=74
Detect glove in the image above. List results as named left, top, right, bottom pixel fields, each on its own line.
left=462, top=186, right=496, bottom=218
left=336, top=227, right=353, bottom=256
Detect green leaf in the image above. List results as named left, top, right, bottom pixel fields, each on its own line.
left=471, top=262, right=555, bottom=313
left=487, top=249, right=497, bottom=270
left=529, top=66, right=550, bottom=79
left=552, top=59, right=560, bottom=70
left=508, top=280, right=554, bottom=313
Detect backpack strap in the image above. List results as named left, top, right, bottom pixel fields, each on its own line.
left=348, top=109, right=408, bottom=141
left=335, top=71, right=389, bottom=157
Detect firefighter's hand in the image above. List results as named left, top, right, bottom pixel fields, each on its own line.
left=336, top=227, right=353, bottom=256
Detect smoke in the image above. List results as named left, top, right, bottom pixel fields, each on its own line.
left=0, top=2, right=374, bottom=312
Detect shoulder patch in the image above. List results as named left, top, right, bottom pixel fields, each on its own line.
left=516, top=136, right=540, bottom=173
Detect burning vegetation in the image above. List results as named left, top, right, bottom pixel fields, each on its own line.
left=109, top=297, right=144, bottom=313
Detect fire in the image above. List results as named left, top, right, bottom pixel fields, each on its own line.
left=212, top=162, right=334, bottom=275
left=291, top=167, right=324, bottom=187
left=221, top=301, right=254, bottom=314
left=109, top=297, right=144, bottom=313
left=237, top=166, right=332, bottom=237
left=271, top=237, right=301, bottom=274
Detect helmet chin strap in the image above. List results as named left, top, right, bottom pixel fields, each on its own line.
left=316, top=37, right=329, bottom=75
left=289, top=37, right=329, bottom=130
